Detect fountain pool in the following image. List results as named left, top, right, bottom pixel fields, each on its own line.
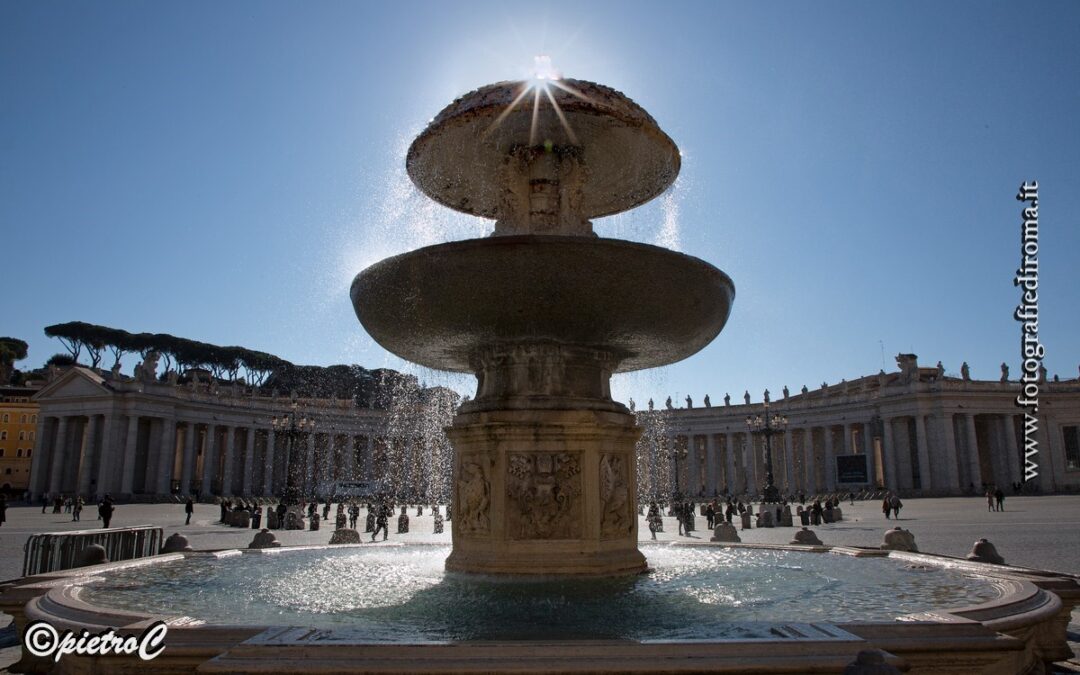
left=76, top=544, right=1005, bottom=641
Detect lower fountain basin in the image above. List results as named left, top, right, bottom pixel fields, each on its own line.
left=351, top=236, right=735, bottom=374
left=75, top=544, right=1002, bottom=641
left=3, top=542, right=1077, bottom=673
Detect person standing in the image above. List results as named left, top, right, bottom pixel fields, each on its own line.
left=0, top=494, right=7, bottom=527
left=98, top=496, right=115, bottom=528
left=72, top=496, right=83, bottom=522
left=184, top=497, right=194, bottom=525
left=882, top=495, right=892, bottom=519
left=372, top=502, right=389, bottom=541
left=889, top=494, right=902, bottom=519
left=986, top=488, right=995, bottom=512
left=705, top=502, right=715, bottom=530
left=994, top=487, right=1005, bottom=512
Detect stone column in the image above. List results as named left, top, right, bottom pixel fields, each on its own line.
left=823, top=426, right=836, bottom=490
left=76, top=415, right=100, bottom=497
left=705, top=434, right=717, bottom=496
left=1036, top=415, right=1056, bottom=492
left=94, top=414, right=120, bottom=497
left=723, top=434, right=736, bottom=494
left=803, top=428, right=816, bottom=494
left=343, top=433, right=357, bottom=482
left=743, top=434, right=758, bottom=494
left=862, top=422, right=877, bottom=488
left=842, top=422, right=852, bottom=456
left=262, top=429, right=274, bottom=496
left=687, top=435, right=699, bottom=497
left=783, top=430, right=795, bottom=493
left=29, top=415, right=52, bottom=497
left=119, top=416, right=140, bottom=494
left=365, top=436, right=374, bottom=480
left=221, top=426, right=237, bottom=496
left=47, top=416, right=70, bottom=495
left=264, top=429, right=276, bottom=492
left=914, top=414, right=931, bottom=491
left=156, top=419, right=177, bottom=495
left=964, top=414, right=981, bottom=487
left=940, top=413, right=960, bottom=494
left=881, top=418, right=898, bottom=491
left=200, top=425, right=218, bottom=498
left=1002, top=414, right=1021, bottom=485
left=304, top=433, right=315, bottom=496
left=179, top=422, right=197, bottom=495
left=242, top=428, right=255, bottom=496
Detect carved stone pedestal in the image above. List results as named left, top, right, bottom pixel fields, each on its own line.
left=445, top=407, right=647, bottom=576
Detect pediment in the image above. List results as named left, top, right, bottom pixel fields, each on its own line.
left=33, top=367, right=112, bottom=401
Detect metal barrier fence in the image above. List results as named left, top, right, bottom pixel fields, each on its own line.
left=22, top=525, right=165, bottom=577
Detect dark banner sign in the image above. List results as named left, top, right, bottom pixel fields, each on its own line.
left=835, top=454, right=868, bottom=484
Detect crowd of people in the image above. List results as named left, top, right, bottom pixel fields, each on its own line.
left=199, top=496, right=448, bottom=542
left=33, top=493, right=115, bottom=527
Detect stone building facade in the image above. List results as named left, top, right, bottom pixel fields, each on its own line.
left=28, top=367, right=452, bottom=502
left=0, top=385, right=41, bottom=494
left=648, top=359, right=1080, bottom=498
left=28, top=359, right=1080, bottom=502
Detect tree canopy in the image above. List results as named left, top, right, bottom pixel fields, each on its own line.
left=38, top=321, right=423, bottom=404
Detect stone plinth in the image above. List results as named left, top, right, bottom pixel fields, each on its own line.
left=329, top=529, right=361, bottom=545
left=711, top=522, right=741, bottom=542
left=445, top=407, right=646, bottom=576
left=881, top=527, right=918, bottom=552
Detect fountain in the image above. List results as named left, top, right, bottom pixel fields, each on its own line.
left=2, top=72, right=1078, bottom=675
left=351, top=76, right=734, bottom=575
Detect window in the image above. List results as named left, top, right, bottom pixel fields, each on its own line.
left=0, top=431, right=5, bottom=440
left=18, top=431, right=25, bottom=440
left=0, top=449, right=4, bottom=457
left=31, top=415, right=37, bottom=423
left=17, top=449, right=23, bottom=457
left=3, top=468, right=10, bottom=475
left=26, top=448, right=32, bottom=457
left=1064, top=426, right=1080, bottom=472
left=20, top=414, right=26, bottom=423
left=1, top=414, right=8, bottom=423
left=30, top=431, right=34, bottom=440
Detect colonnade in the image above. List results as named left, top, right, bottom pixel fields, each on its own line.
left=662, top=412, right=1026, bottom=498
left=29, top=413, right=384, bottom=501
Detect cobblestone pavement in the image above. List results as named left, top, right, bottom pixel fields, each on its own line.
left=3, top=495, right=1077, bottom=579
left=1, top=495, right=1078, bottom=671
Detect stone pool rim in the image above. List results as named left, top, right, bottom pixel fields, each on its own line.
left=2, top=541, right=1077, bottom=674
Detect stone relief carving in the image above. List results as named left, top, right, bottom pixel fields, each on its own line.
left=599, top=453, right=631, bottom=538
left=457, top=460, right=491, bottom=534
left=505, top=452, right=582, bottom=539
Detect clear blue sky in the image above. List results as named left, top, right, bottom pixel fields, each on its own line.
left=3, top=1, right=1078, bottom=405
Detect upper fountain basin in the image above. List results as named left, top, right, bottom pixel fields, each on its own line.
left=407, top=79, right=680, bottom=221
left=351, top=236, right=734, bottom=374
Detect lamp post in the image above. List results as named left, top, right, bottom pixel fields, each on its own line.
left=271, top=402, right=315, bottom=505
left=666, top=440, right=689, bottom=501
left=746, top=389, right=788, bottom=503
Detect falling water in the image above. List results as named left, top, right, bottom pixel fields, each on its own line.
left=378, top=376, right=458, bottom=503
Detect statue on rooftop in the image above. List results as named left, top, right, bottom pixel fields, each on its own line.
left=961, top=362, right=970, bottom=381
left=703, top=394, right=711, bottom=408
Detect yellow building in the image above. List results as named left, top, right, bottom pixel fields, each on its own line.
left=0, top=385, right=40, bottom=495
